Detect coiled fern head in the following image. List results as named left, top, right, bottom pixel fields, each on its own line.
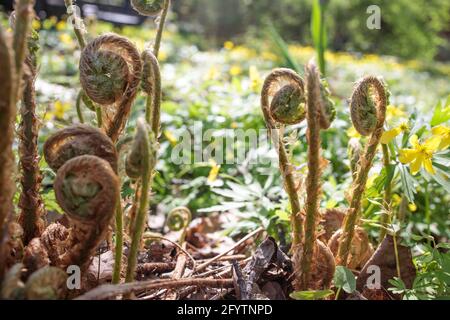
left=131, top=0, right=165, bottom=16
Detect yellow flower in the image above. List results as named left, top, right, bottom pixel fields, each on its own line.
left=58, top=33, right=72, bottom=45
left=408, top=202, right=417, bottom=212
left=346, top=127, right=361, bottom=139
left=205, top=65, right=220, bottom=81
left=159, top=49, right=168, bottom=62
left=229, top=65, right=242, bottom=77
left=32, top=20, right=41, bottom=30
left=431, top=125, right=450, bottom=150
left=381, top=122, right=409, bottom=144
left=207, top=159, right=221, bottom=183
left=164, top=130, right=177, bottom=146
left=56, top=20, right=66, bottom=31
left=54, top=100, right=70, bottom=119
left=224, top=41, right=234, bottom=50
left=386, top=104, right=406, bottom=121
left=249, top=65, right=262, bottom=92
left=399, top=135, right=441, bottom=175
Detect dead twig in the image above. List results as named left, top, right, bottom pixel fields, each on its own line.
left=76, top=278, right=234, bottom=300
left=193, top=227, right=264, bottom=274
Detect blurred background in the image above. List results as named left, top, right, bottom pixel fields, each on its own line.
left=1, top=0, right=449, bottom=61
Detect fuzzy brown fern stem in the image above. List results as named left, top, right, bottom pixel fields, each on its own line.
left=261, top=68, right=306, bottom=249
left=337, top=76, right=387, bottom=266
left=18, top=27, right=45, bottom=244
left=54, top=155, right=119, bottom=271
left=12, top=0, right=34, bottom=101
left=80, top=33, right=142, bottom=142
left=298, top=61, right=325, bottom=290
left=0, top=27, right=17, bottom=281
left=141, top=49, right=162, bottom=136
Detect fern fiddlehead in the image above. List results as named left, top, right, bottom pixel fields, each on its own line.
left=41, top=126, right=119, bottom=272
left=44, top=124, right=118, bottom=173
left=261, top=68, right=306, bottom=248
left=336, top=76, right=387, bottom=266
left=54, top=155, right=119, bottom=271
left=167, top=206, right=192, bottom=244
left=297, top=61, right=335, bottom=290
left=80, top=33, right=142, bottom=142
left=125, top=119, right=157, bottom=283
left=141, top=49, right=162, bottom=136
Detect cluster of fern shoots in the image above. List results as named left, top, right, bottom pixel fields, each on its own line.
left=0, top=0, right=391, bottom=299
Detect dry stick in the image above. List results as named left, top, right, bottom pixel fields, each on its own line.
left=299, top=62, right=323, bottom=290
left=76, top=278, right=234, bottom=300
left=337, top=76, right=387, bottom=266
left=153, top=0, right=171, bottom=58
left=261, top=69, right=305, bottom=249
left=378, top=144, right=392, bottom=241
left=193, top=227, right=264, bottom=274
left=164, top=243, right=188, bottom=300
left=0, top=26, right=17, bottom=282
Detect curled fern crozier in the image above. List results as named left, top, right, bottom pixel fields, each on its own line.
left=80, top=33, right=142, bottom=142
left=54, top=155, right=120, bottom=270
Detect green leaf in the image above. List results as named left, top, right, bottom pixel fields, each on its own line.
left=290, top=289, right=334, bottom=300
left=333, top=266, right=356, bottom=293
left=266, top=22, right=301, bottom=72
left=274, top=209, right=290, bottom=222
left=399, top=164, right=415, bottom=203
left=430, top=98, right=450, bottom=126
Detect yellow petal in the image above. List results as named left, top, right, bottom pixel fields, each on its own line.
left=438, top=137, right=450, bottom=150
left=423, top=158, right=435, bottom=175
left=424, top=135, right=442, bottom=152
left=431, top=125, right=448, bottom=136
left=207, top=159, right=220, bottom=182
left=381, top=127, right=402, bottom=144
left=399, top=149, right=416, bottom=164
left=410, top=156, right=423, bottom=175
left=409, top=135, right=419, bottom=148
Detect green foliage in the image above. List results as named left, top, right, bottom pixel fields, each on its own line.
left=389, top=241, right=450, bottom=300
left=334, top=266, right=356, bottom=294
left=290, top=289, right=334, bottom=300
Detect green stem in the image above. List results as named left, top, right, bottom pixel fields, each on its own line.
left=335, top=286, right=341, bottom=300
left=125, top=125, right=153, bottom=283
left=75, top=91, right=85, bottom=123
left=379, top=144, right=392, bottom=241
left=392, top=233, right=401, bottom=280
left=153, top=0, right=171, bottom=58
left=112, top=197, right=123, bottom=284
left=424, top=181, right=431, bottom=243
left=64, top=0, right=87, bottom=49
left=95, top=105, right=103, bottom=128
